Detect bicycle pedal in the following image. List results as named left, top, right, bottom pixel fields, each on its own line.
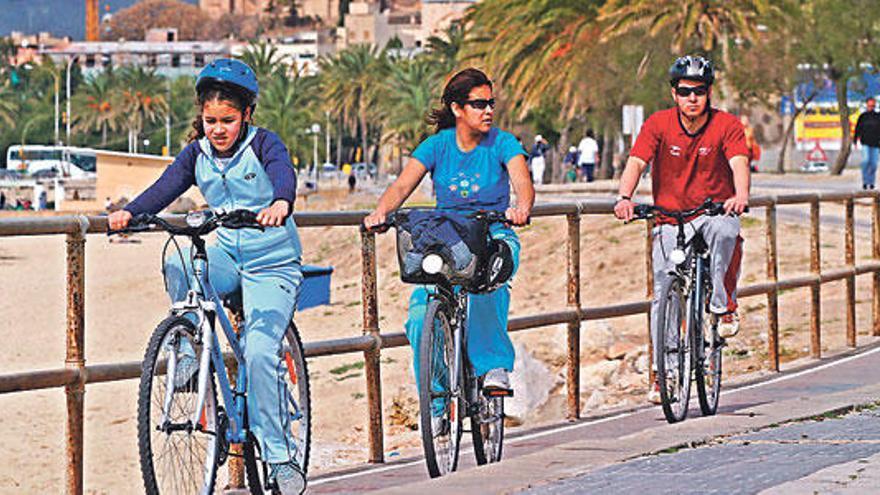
left=482, top=388, right=513, bottom=398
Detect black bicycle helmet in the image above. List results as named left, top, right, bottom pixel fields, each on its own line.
left=669, top=55, right=715, bottom=86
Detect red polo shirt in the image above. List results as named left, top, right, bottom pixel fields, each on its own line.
left=631, top=107, right=748, bottom=219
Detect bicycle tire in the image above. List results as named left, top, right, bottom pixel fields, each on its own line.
left=471, top=391, right=504, bottom=465
left=138, top=316, right=220, bottom=494
left=655, top=279, right=692, bottom=423
left=695, top=267, right=722, bottom=416
left=418, top=298, right=462, bottom=478
left=244, top=321, right=312, bottom=494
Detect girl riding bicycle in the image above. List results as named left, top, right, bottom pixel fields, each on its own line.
left=107, top=59, right=306, bottom=494
left=363, top=68, right=534, bottom=400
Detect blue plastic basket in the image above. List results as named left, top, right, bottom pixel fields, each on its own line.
left=298, top=265, right=334, bottom=310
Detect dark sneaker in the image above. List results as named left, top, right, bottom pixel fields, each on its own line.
left=269, top=461, right=306, bottom=495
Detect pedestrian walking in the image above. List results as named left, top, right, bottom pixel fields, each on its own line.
left=529, top=135, right=549, bottom=184
left=348, top=172, right=357, bottom=193
left=855, top=97, right=880, bottom=189
left=577, top=129, right=599, bottom=182
left=563, top=146, right=579, bottom=181
left=0, top=191, right=6, bottom=210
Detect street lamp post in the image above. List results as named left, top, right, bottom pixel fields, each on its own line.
left=65, top=55, right=79, bottom=146
left=311, top=123, right=320, bottom=180
left=53, top=71, right=60, bottom=145
left=325, top=111, right=331, bottom=165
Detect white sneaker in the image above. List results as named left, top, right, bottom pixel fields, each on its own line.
left=269, top=461, right=306, bottom=495
left=647, top=381, right=662, bottom=405
left=482, top=368, right=511, bottom=391
left=716, top=312, right=740, bottom=338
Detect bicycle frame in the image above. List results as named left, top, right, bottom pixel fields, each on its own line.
left=166, top=235, right=249, bottom=445
left=432, top=282, right=485, bottom=413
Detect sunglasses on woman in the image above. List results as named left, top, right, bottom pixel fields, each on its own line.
left=463, top=98, right=496, bottom=110
left=675, top=86, right=709, bottom=97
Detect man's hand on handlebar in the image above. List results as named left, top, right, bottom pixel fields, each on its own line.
left=505, top=205, right=530, bottom=226
left=363, top=210, right=387, bottom=231
left=723, top=194, right=749, bottom=216
left=614, top=198, right=635, bottom=222
left=108, top=209, right=133, bottom=231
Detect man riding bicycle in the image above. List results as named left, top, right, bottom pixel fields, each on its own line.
left=613, top=55, right=750, bottom=403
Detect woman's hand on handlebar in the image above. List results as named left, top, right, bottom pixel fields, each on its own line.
left=108, top=209, right=132, bottom=231
left=614, top=199, right=635, bottom=222
left=505, top=205, right=530, bottom=226
left=723, top=194, right=749, bottom=216
left=363, top=210, right=387, bottom=231
left=257, top=199, right=290, bottom=227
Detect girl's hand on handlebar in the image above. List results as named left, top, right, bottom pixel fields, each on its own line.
left=257, top=200, right=290, bottom=227
left=723, top=195, right=749, bottom=216
left=505, top=206, right=530, bottom=226
left=363, top=210, right=386, bottom=230
left=614, top=199, right=635, bottom=222
left=108, top=209, right=132, bottom=231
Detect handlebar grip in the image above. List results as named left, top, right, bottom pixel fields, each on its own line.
left=361, top=222, right=392, bottom=234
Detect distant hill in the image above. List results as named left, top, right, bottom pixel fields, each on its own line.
left=1, top=0, right=197, bottom=40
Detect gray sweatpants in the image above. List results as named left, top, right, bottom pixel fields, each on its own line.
left=650, top=214, right=743, bottom=354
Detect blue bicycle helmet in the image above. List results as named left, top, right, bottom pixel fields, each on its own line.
left=196, top=58, right=259, bottom=107
left=669, top=55, right=715, bottom=86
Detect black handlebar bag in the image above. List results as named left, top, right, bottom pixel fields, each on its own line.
left=392, top=210, right=493, bottom=292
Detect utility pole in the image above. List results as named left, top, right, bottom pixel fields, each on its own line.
left=165, top=78, right=171, bottom=155
left=65, top=55, right=79, bottom=146
left=325, top=111, right=331, bottom=165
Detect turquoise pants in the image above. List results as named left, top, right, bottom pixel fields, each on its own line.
left=165, top=243, right=303, bottom=464
left=405, top=226, right=520, bottom=406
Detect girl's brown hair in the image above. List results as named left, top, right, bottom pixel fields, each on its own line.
left=427, top=68, right=493, bottom=132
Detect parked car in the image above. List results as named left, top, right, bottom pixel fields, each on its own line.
left=0, top=169, right=22, bottom=181
left=800, top=162, right=829, bottom=173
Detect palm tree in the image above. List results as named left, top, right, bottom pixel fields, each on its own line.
left=319, top=45, right=388, bottom=170
left=0, top=84, right=16, bottom=128
left=73, top=71, right=120, bottom=147
left=238, top=40, right=290, bottom=80
left=425, top=20, right=467, bottom=74
left=380, top=58, right=442, bottom=171
left=599, top=0, right=780, bottom=105
left=257, top=66, right=319, bottom=167
left=115, top=67, right=169, bottom=153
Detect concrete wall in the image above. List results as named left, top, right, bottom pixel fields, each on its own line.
left=94, top=150, right=205, bottom=210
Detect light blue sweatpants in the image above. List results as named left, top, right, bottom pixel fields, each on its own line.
left=405, top=226, right=520, bottom=403
left=165, top=244, right=303, bottom=464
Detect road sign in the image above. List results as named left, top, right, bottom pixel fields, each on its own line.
left=805, top=140, right=828, bottom=163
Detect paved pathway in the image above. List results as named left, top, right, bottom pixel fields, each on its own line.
left=524, top=407, right=880, bottom=495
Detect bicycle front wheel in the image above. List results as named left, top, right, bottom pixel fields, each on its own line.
left=138, top=316, right=220, bottom=494
left=244, top=321, right=312, bottom=494
left=471, top=391, right=504, bottom=465
left=695, top=300, right=723, bottom=416
left=418, top=298, right=462, bottom=478
left=655, top=280, right=692, bottom=423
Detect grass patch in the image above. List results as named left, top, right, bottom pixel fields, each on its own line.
left=351, top=392, right=365, bottom=400
left=331, top=361, right=365, bottom=375
left=335, top=372, right=362, bottom=382
left=741, top=217, right=762, bottom=228
left=345, top=300, right=361, bottom=307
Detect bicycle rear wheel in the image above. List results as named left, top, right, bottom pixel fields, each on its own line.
left=695, top=296, right=723, bottom=416
left=418, top=298, right=462, bottom=478
left=471, top=390, right=504, bottom=465
left=655, top=280, right=692, bottom=423
left=138, top=316, right=220, bottom=494
left=244, top=321, right=312, bottom=494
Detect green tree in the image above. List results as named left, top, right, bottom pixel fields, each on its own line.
left=115, top=67, right=169, bottom=153
left=73, top=71, right=120, bottom=147
left=794, top=0, right=880, bottom=174
left=380, top=58, right=442, bottom=170
left=257, top=67, right=319, bottom=167
left=425, top=20, right=466, bottom=74
left=238, top=41, right=290, bottom=81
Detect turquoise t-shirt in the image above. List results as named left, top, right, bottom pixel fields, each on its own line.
left=412, top=127, right=526, bottom=212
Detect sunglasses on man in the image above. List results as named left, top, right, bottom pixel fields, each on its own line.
left=462, top=98, right=496, bottom=110
left=675, top=85, right=709, bottom=97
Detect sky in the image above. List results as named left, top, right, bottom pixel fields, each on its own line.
left=1, top=0, right=198, bottom=40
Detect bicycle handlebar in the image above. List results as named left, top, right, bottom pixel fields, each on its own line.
left=107, top=209, right=265, bottom=237
left=361, top=208, right=525, bottom=234
left=629, top=198, right=746, bottom=223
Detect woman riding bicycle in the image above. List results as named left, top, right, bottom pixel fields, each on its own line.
left=363, top=68, right=534, bottom=400
left=107, top=59, right=306, bottom=494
